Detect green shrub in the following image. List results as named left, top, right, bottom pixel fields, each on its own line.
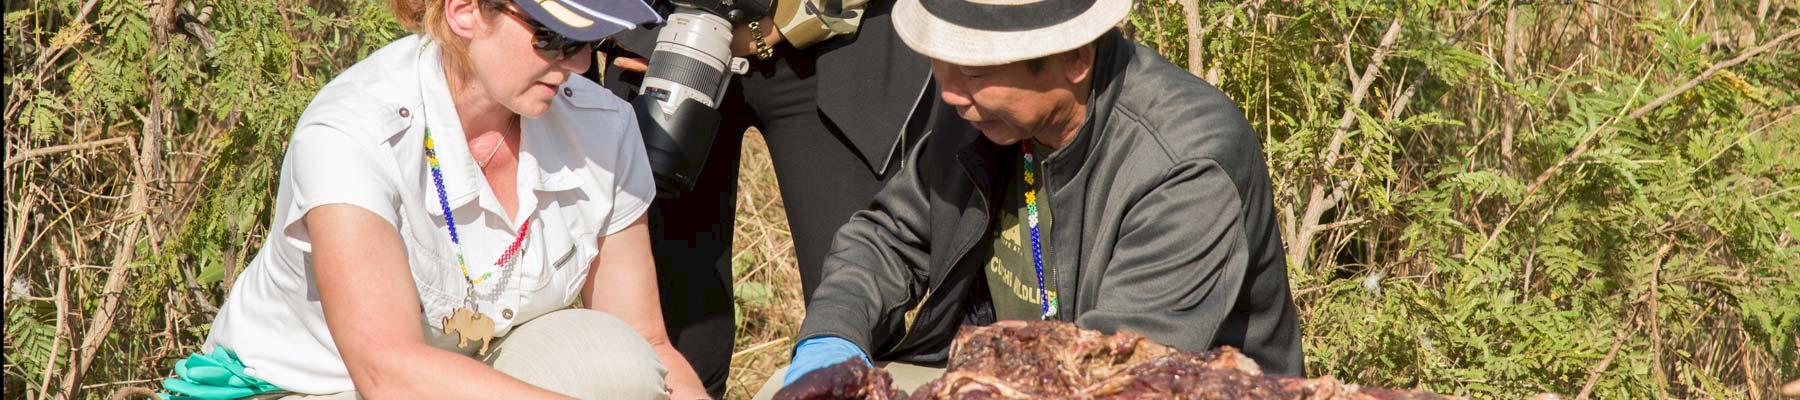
left=5, top=1, right=1795, bottom=399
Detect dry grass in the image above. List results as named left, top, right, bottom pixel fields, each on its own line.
left=725, top=129, right=806, bottom=399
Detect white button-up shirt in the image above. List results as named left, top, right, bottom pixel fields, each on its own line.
left=203, top=35, right=654, bottom=394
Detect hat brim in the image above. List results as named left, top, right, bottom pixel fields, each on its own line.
left=514, top=0, right=664, bottom=42
left=893, top=0, right=1129, bottom=66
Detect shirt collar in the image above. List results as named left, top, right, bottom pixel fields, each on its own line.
left=518, top=117, right=584, bottom=192
left=416, top=40, right=482, bottom=216
left=416, top=38, right=583, bottom=218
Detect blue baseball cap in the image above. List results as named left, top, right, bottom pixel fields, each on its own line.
left=512, top=0, right=664, bottom=42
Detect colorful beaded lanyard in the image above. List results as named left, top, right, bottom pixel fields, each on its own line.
left=424, top=127, right=533, bottom=287
left=1022, top=141, right=1058, bottom=320
left=424, top=126, right=530, bottom=354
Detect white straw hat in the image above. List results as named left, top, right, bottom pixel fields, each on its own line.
left=892, top=0, right=1132, bottom=66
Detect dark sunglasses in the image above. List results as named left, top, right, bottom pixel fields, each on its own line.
left=499, top=7, right=597, bottom=60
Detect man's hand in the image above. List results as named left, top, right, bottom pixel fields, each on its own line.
left=781, top=336, right=871, bottom=386
left=612, top=55, right=649, bottom=73
left=730, top=15, right=784, bottom=57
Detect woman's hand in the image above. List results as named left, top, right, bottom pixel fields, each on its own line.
left=584, top=214, right=713, bottom=399
left=730, top=15, right=783, bottom=57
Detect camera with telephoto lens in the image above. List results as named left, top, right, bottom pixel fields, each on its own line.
left=629, top=0, right=770, bottom=199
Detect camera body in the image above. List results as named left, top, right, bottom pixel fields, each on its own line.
left=631, top=0, right=770, bottom=198
left=665, top=0, right=773, bottom=23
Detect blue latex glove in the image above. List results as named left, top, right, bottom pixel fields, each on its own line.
left=781, top=336, right=872, bottom=386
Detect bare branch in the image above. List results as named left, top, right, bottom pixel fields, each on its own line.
left=1386, top=0, right=1500, bottom=119
left=4, top=137, right=131, bottom=169
left=38, top=267, right=70, bottom=397
left=4, top=191, right=38, bottom=307
left=1574, top=324, right=1639, bottom=400
left=1324, top=16, right=1406, bottom=168
left=64, top=41, right=174, bottom=393
left=5, top=0, right=105, bottom=122
left=1627, top=27, right=1800, bottom=120
left=1178, top=0, right=1210, bottom=78
left=1470, top=27, right=1800, bottom=260
left=59, top=135, right=153, bottom=396
left=1286, top=16, right=1404, bottom=269
left=1500, top=4, right=1521, bottom=159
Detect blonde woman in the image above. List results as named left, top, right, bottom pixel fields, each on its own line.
left=159, top=0, right=709, bottom=398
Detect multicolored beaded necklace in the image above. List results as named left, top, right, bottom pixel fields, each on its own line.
left=424, top=127, right=533, bottom=287
left=425, top=126, right=530, bottom=355
left=1022, top=141, right=1058, bottom=320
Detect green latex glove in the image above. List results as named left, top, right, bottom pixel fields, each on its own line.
left=159, top=346, right=281, bottom=400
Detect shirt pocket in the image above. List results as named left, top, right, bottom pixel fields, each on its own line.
left=522, top=228, right=598, bottom=314
left=400, top=225, right=466, bottom=329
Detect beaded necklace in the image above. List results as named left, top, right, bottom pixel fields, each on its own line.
left=424, top=127, right=533, bottom=285
left=424, top=127, right=530, bottom=355
left=1022, top=141, right=1057, bottom=320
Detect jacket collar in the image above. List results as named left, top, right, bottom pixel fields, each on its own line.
left=955, top=30, right=1129, bottom=197
left=1041, top=30, right=1126, bottom=192
left=955, top=134, right=1006, bottom=209
left=411, top=38, right=582, bottom=218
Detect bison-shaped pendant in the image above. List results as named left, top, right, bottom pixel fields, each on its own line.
left=443, top=307, right=496, bottom=355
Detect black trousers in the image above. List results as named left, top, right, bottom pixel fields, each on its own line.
left=598, top=44, right=900, bottom=398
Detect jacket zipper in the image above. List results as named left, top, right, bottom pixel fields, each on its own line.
left=888, top=153, right=992, bottom=354
left=875, top=76, right=935, bottom=177
left=881, top=78, right=942, bottom=350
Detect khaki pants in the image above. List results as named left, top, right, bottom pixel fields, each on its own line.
left=750, top=362, right=945, bottom=400
left=268, top=309, right=669, bottom=400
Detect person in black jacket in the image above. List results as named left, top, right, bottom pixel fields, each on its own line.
left=590, top=0, right=932, bottom=397
left=759, top=0, right=1304, bottom=395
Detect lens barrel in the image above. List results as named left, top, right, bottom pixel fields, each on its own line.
left=635, top=9, right=736, bottom=198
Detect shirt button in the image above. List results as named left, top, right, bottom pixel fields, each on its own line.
left=501, top=308, right=514, bottom=319
left=397, top=107, right=410, bottom=118
left=562, top=87, right=573, bottom=97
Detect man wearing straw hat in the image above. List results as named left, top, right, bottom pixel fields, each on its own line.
left=754, top=0, right=1304, bottom=395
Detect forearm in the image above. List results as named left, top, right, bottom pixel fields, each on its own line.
left=649, top=339, right=709, bottom=399
left=307, top=207, right=567, bottom=399
left=348, top=343, right=569, bottom=399
left=583, top=301, right=705, bottom=399
left=797, top=146, right=937, bottom=354
left=583, top=217, right=707, bottom=398
left=768, top=0, right=867, bottom=49
left=796, top=238, right=925, bottom=355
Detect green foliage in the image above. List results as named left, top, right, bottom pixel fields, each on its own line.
left=5, top=1, right=401, bottom=398
left=1132, top=0, right=1799, bottom=398
left=6, top=0, right=1797, bottom=399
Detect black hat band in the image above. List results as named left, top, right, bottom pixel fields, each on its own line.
left=919, top=0, right=1098, bottom=32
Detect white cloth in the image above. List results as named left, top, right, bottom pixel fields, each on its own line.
left=271, top=309, right=672, bottom=400
left=203, top=35, right=655, bottom=394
